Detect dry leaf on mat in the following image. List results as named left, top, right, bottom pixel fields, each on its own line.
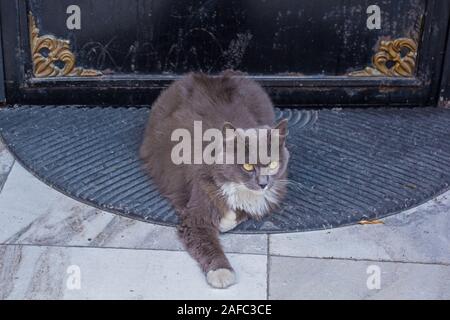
left=358, top=219, right=385, bottom=225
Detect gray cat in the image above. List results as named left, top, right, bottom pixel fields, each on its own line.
left=140, top=71, right=289, bottom=288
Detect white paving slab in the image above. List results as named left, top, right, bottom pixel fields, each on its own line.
left=0, top=163, right=267, bottom=255
left=270, top=191, right=450, bottom=264
left=269, top=256, right=450, bottom=300
left=2, top=141, right=450, bottom=300
left=0, top=244, right=267, bottom=300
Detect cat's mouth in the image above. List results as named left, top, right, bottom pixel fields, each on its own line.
left=247, top=186, right=268, bottom=193
left=239, top=183, right=272, bottom=194
left=220, top=181, right=281, bottom=218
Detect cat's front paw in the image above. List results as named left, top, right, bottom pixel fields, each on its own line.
left=219, top=210, right=237, bottom=233
left=206, top=268, right=236, bottom=289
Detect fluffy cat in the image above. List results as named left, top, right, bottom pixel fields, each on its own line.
left=140, top=71, right=289, bottom=288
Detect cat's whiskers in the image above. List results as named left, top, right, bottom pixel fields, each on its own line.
left=275, top=179, right=305, bottom=193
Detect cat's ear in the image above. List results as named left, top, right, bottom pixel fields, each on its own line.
left=273, top=119, right=289, bottom=137
left=273, top=119, right=289, bottom=145
left=222, top=122, right=235, bottom=132
left=222, top=122, right=236, bottom=142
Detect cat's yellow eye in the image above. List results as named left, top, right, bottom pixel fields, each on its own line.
left=268, top=161, right=279, bottom=170
left=243, top=163, right=254, bottom=171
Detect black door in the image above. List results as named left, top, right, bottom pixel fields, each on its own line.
left=1, top=0, right=449, bottom=106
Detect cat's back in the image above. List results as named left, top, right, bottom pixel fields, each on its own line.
left=152, top=72, right=275, bottom=129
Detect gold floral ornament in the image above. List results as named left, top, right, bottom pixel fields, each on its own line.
left=28, top=13, right=102, bottom=78
left=349, top=38, right=418, bottom=77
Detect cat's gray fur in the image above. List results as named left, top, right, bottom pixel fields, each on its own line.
left=140, top=71, right=289, bottom=288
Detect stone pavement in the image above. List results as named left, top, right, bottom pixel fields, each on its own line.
left=0, top=141, right=449, bottom=299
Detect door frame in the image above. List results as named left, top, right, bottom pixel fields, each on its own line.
left=0, top=13, right=5, bottom=105
left=439, top=7, right=450, bottom=108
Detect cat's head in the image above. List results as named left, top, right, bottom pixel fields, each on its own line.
left=213, top=119, right=289, bottom=194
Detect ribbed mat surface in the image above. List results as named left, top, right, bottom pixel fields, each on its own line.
left=1, top=105, right=450, bottom=233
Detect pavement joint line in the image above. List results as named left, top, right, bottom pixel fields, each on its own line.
left=269, top=253, right=450, bottom=267
left=266, top=235, right=271, bottom=300
left=0, top=241, right=269, bottom=257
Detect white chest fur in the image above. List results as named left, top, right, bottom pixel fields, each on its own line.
left=220, top=182, right=279, bottom=217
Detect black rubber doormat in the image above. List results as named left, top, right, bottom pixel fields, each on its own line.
left=1, top=105, right=450, bottom=233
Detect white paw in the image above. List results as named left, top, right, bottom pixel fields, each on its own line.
left=206, top=268, right=236, bottom=289
left=219, top=210, right=237, bottom=233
